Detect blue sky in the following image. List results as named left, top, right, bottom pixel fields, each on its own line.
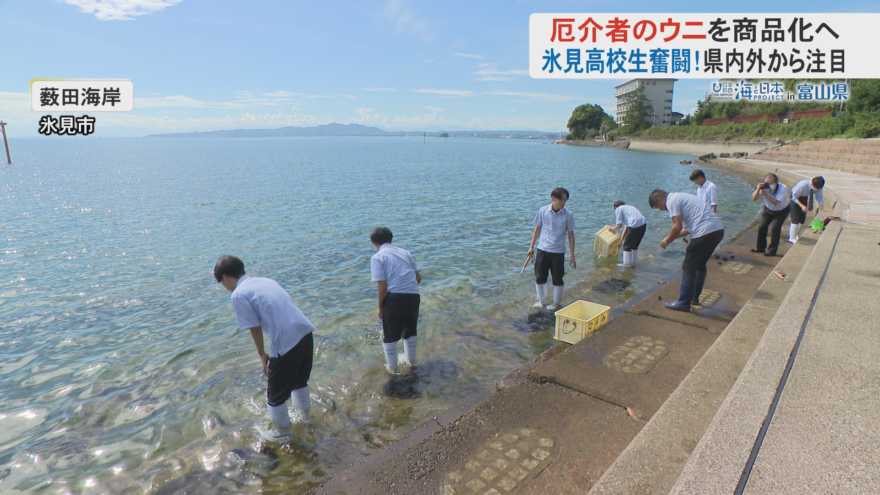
left=0, top=0, right=876, bottom=137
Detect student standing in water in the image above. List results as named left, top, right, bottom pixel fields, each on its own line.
left=527, top=188, right=576, bottom=311
left=214, top=255, right=314, bottom=427
left=370, top=227, right=421, bottom=374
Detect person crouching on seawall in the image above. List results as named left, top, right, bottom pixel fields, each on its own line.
left=214, top=255, right=315, bottom=427
left=649, top=190, right=724, bottom=312
left=527, top=188, right=576, bottom=311
left=607, top=200, right=646, bottom=268
left=788, top=176, right=825, bottom=243
left=370, top=227, right=421, bottom=374
left=751, top=173, right=790, bottom=257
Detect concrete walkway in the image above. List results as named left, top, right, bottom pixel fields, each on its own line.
left=671, top=221, right=880, bottom=494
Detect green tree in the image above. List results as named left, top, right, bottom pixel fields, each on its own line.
left=566, top=103, right=609, bottom=140
left=622, top=87, right=653, bottom=132
left=598, top=115, right=617, bottom=141
left=847, top=79, right=880, bottom=114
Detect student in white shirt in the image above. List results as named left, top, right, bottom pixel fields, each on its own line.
left=690, top=169, right=719, bottom=213
left=788, top=176, right=825, bottom=243
left=214, top=255, right=315, bottom=427
left=526, top=188, right=576, bottom=311
left=751, top=173, right=790, bottom=257
left=649, top=190, right=724, bottom=312
left=607, top=200, right=647, bottom=268
left=370, top=227, right=421, bottom=374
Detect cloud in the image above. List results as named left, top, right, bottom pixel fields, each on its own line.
left=454, top=52, right=484, bottom=59
left=349, top=108, right=454, bottom=128
left=382, top=0, right=432, bottom=42
left=362, top=88, right=397, bottom=92
left=424, top=106, right=445, bottom=112
left=485, top=91, right=582, bottom=103
left=473, top=68, right=529, bottom=82
left=412, top=89, right=475, bottom=97
left=57, top=0, right=182, bottom=21
left=477, top=63, right=498, bottom=68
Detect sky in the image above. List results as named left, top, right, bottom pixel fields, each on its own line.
left=0, top=0, right=877, bottom=137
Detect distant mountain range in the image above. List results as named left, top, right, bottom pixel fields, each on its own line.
left=144, top=123, right=560, bottom=140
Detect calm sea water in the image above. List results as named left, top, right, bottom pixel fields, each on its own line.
left=0, top=137, right=756, bottom=494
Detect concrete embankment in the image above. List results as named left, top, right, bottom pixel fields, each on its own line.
left=627, top=139, right=773, bottom=157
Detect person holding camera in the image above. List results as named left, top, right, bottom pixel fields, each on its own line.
left=751, top=173, right=790, bottom=257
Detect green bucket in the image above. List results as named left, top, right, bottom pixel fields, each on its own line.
left=811, top=218, right=825, bottom=231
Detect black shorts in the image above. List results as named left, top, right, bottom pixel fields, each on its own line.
left=535, top=249, right=565, bottom=286
left=382, top=292, right=420, bottom=343
left=790, top=196, right=809, bottom=224
left=267, top=333, right=313, bottom=406
left=621, top=224, right=647, bottom=251
left=682, top=229, right=724, bottom=277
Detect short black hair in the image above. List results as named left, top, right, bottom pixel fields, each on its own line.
left=764, top=172, right=779, bottom=183
left=648, top=189, right=668, bottom=209
left=551, top=188, right=570, bottom=200
left=370, top=227, right=393, bottom=245
left=214, top=255, right=245, bottom=283
left=689, top=169, right=706, bottom=181
left=812, top=176, right=825, bottom=189
left=613, top=200, right=625, bottom=209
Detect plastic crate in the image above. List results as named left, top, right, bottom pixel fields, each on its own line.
left=594, top=226, right=621, bottom=257
left=553, top=300, right=611, bottom=344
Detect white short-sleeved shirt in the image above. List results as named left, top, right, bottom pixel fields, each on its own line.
left=761, top=183, right=790, bottom=211
left=696, top=181, right=719, bottom=208
left=231, top=275, right=315, bottom=358
left=790, top=179, right=824, bottom=206
left=371, top=243, right=420, bottom=294
left=534, top=204, right=576, bottom=253
left=666, top=192, right=724, bottom=239
left=615, top=205, right=646, bottom=228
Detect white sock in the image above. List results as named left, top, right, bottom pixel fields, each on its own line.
left=553, top=285, right=564, bottom=305
left=630, top=250, right=637, bottom=266
left=267, top=402, right=290, bottom=427
left=291, top=385, right=310, bottom=413
left=383, top=342, right=398, bottom=373
left=789, top=223, right=800, bottom=242
left=403, top=336, right=417, bottom=364
left=535, top=283, right=547, bottom=302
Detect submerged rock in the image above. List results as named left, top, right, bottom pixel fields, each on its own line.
left=593, top=278, right=630, bottom=294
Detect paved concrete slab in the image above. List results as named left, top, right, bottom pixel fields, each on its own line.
left=587, top=235, right=817, bottom=495
left=318, top=381, right=642, bottom=495
left=625, top=279, right=740, bottom=335
left=529, top=314, right=716, bottom=420
left=742, top=224, right=880, bottom=494
left=670, top=222, right=843, bottom=495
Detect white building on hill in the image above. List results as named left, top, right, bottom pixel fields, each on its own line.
left=614, top=79, right=676, bottom=128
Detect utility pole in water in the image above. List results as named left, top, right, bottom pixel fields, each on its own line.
left=0, top=121, right=10, bottom=164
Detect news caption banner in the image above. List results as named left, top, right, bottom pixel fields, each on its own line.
left=529, top=14, right=879, bottom=79
left=30, top=79, right=134, bottom=136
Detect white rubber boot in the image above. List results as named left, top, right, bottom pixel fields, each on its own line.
left=617, top=250, right=633, bottom=267
left=383, top=342, right=398, bottom=374
left=546, top=286, right=564, bottom=311
left=534, top=283, right=547, bottom=308
left=268, top=402, right=291, bottom=427
left=788, top=223, right=800, bottom=243
left=630, top=250, right=638, bottom=267
left=403, top=336, right=417, bottom=365
left=290, top=386, right=310, bottom=423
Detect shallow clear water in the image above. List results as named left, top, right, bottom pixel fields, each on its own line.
left=0, top=137, right=756, bottom=494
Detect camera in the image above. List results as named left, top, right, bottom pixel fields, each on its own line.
left=759, top=182, right=771, bottom=190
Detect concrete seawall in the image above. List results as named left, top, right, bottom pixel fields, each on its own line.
left=627, top=140, right=773, bottom=156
